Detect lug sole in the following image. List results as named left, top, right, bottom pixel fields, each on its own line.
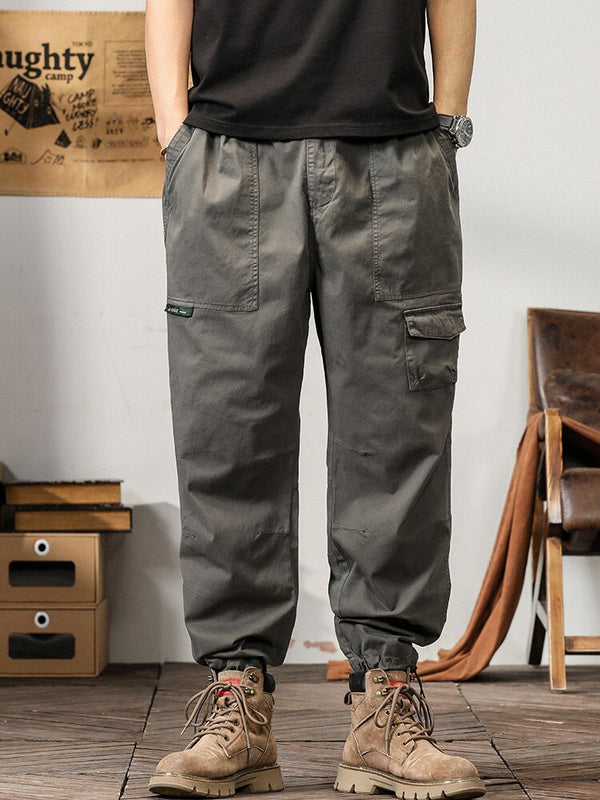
left=148, top=764, right=284, bottom=797
left=334, top=763, right=486, bottom=799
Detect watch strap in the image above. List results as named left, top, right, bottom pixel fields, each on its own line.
left=437, top=113, right=456, bottom=130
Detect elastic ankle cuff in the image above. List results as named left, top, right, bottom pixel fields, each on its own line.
left=204, top=657, right=266, bottom=672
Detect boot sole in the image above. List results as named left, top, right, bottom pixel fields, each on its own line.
left=148, top=764, right=284, bottom=797
left=335, top=763, right=486, bottom=799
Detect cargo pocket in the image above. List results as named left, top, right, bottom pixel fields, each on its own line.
left=165, top=129, right=260, bottom=312
left=403, top=303, right=466, bottom=391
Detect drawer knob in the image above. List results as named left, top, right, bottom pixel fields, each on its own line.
left=34, top=539, right=50, bottom=557
left=34, top=611, right=50, bottom=628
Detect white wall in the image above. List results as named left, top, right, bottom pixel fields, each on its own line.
left=1, top=0, right=599, bottom=669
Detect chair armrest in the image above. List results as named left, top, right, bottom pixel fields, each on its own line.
left=544, top=409, right=564, bottom=525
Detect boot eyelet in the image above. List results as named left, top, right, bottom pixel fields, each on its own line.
left=248, top=672, right=259, bottom=683
left=373, top=675, right=385, bottom=683
left=224, top=736, right=229, bottom=741
left=385, top=709, right=390, bottom=716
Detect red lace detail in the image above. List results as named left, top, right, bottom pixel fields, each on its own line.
left=389, top=680, right=408, bottom=687
left=216, top=678, right=241, bottom=697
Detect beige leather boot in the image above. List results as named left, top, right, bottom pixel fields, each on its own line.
left=335, top=667, right=485, bottom=800
left=149, top=666, right=283, bottom=797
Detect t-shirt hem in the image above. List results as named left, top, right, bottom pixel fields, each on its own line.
left=184, top=109, right=440, bottom=140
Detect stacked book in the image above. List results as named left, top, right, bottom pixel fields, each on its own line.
left=0, top=474, right=132, bottom=677
left=1, top=479, right=132, bottom=532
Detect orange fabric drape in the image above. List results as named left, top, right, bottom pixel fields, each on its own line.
left=326, top=412, right=600, bottom=683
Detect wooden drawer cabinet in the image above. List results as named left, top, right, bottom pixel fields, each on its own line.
left=0, top=533, right=104, bottom=604
left=0, top=599, right=108, bottom=677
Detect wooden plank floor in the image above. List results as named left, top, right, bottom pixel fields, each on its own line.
left=0, top=664, right=598, bottom=799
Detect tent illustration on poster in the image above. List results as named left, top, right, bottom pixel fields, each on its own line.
left=0, top=74, right=60, bottom=130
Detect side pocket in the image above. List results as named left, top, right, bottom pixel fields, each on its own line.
left=165, top=132, right=260, bottom=312
left=404, top=302, right=466, bottom=391
left=164, top=122, right=195, bottom=190
left=162, top=180, right=173, bottom=246
left=432, top=127, right=459, bottom=198
left=368, top=134, right=463, bottom=301
left=162, top=123, right=195, bottom=245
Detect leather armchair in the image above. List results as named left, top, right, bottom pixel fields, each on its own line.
left=527, top=308, right=600, bottom=691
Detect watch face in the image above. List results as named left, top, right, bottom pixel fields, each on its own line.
left=455, top=117, right=473, bottom=147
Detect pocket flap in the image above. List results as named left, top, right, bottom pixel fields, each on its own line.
left=404, top=304, right=466, bottom=340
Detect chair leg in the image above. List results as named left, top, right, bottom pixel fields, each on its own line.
left=530, top=492, right=545, bottom=585
left=546, top=535, right=567, bottom=692
left=528, top=615, right=546, bottom=666
left=527, top=533, right=546, bottom=665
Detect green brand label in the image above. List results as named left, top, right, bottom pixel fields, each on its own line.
left=165, top=303, right=194, bottom=317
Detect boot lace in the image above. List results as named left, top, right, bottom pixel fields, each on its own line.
left=355, top=669, right=436, bottom=755
left=180, top=680, right=268, bottom=752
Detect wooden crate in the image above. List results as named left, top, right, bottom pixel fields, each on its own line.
left=0, top=533, right=104, bottom=604
left=0, top=599, right=108, bottom=677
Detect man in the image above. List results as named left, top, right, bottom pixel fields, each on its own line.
left=145, top=1, right=484, bottom=798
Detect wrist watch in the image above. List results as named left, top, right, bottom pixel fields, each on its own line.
left=437, top=114, right=473, bottom=148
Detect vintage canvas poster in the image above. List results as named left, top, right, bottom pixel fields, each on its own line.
left=0, top=10, right=163, bottom=197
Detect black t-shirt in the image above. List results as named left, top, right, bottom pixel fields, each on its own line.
left=185, top=0, right=438, bottom=140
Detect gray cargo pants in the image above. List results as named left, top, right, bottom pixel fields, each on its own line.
left=162, top=122, right=465, bottom=674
